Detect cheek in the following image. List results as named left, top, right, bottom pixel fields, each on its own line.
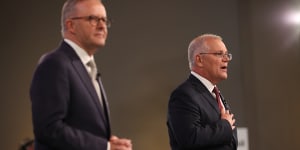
left=75, top=27, right=87, bottom=36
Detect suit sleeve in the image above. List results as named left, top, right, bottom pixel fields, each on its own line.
left=30, top=55, right=107, bottom=150
left=167, top=88, right=233, bottom=149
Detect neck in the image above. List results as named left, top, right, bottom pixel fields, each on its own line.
left=64, top=34, right=97, bottom=56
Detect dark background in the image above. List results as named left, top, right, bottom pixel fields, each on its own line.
left=1, top=0, right=299, bottom=149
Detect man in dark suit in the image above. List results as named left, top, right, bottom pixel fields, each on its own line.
left=167, top=34, right=237, bottom=150
left=30, top=0, right=132, bottom=150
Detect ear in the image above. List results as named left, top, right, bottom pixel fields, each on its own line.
left=66, top=19, right=76, bottom=34
left=195, top=55, right=204, bottom=67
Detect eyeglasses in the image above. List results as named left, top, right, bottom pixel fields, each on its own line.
left=70, top=15, right=112, bottom=28
left=199, top=52, right=232, bottom=60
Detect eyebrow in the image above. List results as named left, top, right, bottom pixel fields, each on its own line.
left=209, top=50, right=228, bottom=53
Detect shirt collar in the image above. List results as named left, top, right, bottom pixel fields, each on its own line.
left=191, top=71, right=215, bottom=93
left=64, top=38, right=94, bottom=65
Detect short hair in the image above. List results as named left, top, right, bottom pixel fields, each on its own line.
left=187, top=33, right=222, bottom=69
left=61, top=0, right=102, bottom=34
left=61, top=0, right=78, bottom=33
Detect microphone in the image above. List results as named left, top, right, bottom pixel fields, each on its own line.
left=96, top=73, right=101, bottom=81
left=219, top=92, right=230, bottom=110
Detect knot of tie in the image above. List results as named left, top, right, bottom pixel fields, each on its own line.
left=87, top=60, right=97, bottom=80
left=213, top=86, right=223, bottom=111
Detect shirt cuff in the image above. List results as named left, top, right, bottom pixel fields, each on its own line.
left=107, top=142, right=110, bottom=150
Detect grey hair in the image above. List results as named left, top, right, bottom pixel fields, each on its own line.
left=61, top=0, right=78, bottom=34
left=187, top=33, right=222, bottom=69
left=61, top=0, right=102, bottom=35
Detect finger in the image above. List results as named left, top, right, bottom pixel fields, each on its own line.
left=110, top=135, right=120, bottom=144
left=110, top=136, right=118, bottom=140
left=119, top=139, right=132, bottom=147
left=112, top=139, right=131, bottom=146
left=122, top=139, right=132, bottom=146
left=111, top=143, right=132, bottom=150
left=111, top=144, right=127, bottom=150
left=226, top=110, right=231, bottom=114
left=221, top=107, right=226, bottom=114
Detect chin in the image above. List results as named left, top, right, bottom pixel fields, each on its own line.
left=96, top=41, right=106, bottom=47
left=93, top=38, right=106, bottom=46
left=220, top=74, right=228, bottom=80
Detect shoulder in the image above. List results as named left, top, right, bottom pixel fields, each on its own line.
left=169, top=77, right=194, bottom=101
left=35, top=52, right=67, bottom=75
left=169, top=75, right=210, bottom=106
left=32, top=43, right=76, bottom=79
left=172, top=75, right=206, bottom=95
left=37, top=42, right=76, bottom=68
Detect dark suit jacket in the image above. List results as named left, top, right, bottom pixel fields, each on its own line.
left=167, top=75, right=237, bottom=150
left=30, top=41, right=111, bottom=150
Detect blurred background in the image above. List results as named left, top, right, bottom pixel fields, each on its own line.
left=1, top=0, right=300, bottom=149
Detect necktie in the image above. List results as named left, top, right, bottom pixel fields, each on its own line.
left=87, top=60, right=103, bottom=107
left=213, top=86, right=224, bottom=111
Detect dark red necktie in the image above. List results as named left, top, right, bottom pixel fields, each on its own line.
left=213, top=86, right=223, bottom=111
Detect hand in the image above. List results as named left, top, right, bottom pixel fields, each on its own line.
left=220, top=108, right=236, bottom=130
left=110, top=135, right=132, bottom=150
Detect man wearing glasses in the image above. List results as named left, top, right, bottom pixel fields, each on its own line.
left=167, top=34, right=237, bottom=150
left=30, top=0, right=132, bottom=150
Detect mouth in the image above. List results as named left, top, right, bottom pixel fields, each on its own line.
left=95, top=32, right=106, bottom=38
left=220, top=66, right=228, bottom=71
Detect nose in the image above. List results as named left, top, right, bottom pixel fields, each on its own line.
left=96, top=20, right=106, bottom=28
left=97, top=18, right=111, bottom=28
left=223, top=54, right=232, bottom=61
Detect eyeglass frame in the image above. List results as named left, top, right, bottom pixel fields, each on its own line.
left=70, top=15, right=112, bottom=28
left=199, top=51, right=232, bottom=60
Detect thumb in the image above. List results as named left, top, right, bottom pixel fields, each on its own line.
left=221, top=107, right=226, bottom=114
left=110, top=135, right=119, bottom=141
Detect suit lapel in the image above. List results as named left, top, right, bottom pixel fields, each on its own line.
left=188, top=75, right=220, bottom=113
left=203, top=92, right=220, bottom=113
left=72, top=60, right=100, bottom=105
left=97, top=77, right=110, bottom=117
left=97, top=76, right=111, bottom=136
left=188, top=75, right=238, bottom=147
left=60, top=42, right=109, bottom=124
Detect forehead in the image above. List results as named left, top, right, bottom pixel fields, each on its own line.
left=205, top=38, right=227, bottom=51
left=75, top=0, right=106, bottom=16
